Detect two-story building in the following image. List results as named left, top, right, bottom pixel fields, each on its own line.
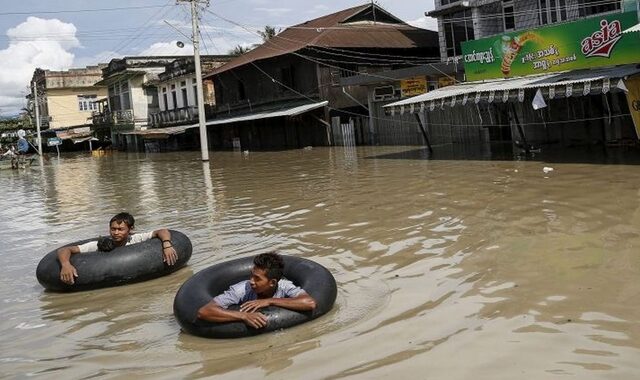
left=29, top=66, right=108, bottom=151
left=203, top=3, right=441, bottom=150
left=384, top=0, right=640, bottom=155
left=92, top=56, right=181, bottom=150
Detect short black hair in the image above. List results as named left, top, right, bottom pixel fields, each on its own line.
left=97, top=237, right=115, bottom=252
left=253, top=252, right=284, bottom=281
left=110, top=212, right=135, bottom=228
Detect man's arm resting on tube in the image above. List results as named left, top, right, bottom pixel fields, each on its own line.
left=197, top=301, right=268, bottom=329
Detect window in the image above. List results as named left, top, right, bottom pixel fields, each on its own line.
left=578, top=0, right=621, bottom=17
left=503, top=0, right=515, bottom=30
left=108, top=84, right=120, bottom=111
left=163, top=93, right=168, bottom=111
left=120, top=81, right=130, bottom=110
left=193, top=85, right=198, bottom=106
left=539, top=0, right=568, bottom=25
left=442, top=10, right=475, bottom=58
left=181, top=88, right=188, bottom=107
left=171, top=90, right=177, bottom=110
left=78, top=95, right=98, bottom=111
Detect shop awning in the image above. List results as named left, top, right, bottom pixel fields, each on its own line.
left=205, top=101, right=328, bottom=126
left=623, top=23, right=640, bottom=34
left=119, top=101, right=328, bottom=137
left=384, top=65, right=640, bottom=112
left=119, top=124, right=199, bottom=137
left=72, top=137, right=98, bottom=144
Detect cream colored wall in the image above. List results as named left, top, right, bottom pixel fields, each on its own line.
left=47, top=87, right=108, bottom=129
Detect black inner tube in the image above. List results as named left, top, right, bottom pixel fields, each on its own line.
left=173, top=255, right=337, bottom=338
left=36, top=230, right=192, bottom=292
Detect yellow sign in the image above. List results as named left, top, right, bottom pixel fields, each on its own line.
left=400, top=76, right=427, bottom=98
left=438, top=76, right=456, bottom=88
left=624, top=76, right=640, bottom=140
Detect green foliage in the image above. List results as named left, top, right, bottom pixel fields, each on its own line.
left=258, top=25, right=280, bottom=42
left=229, top=45, right=252, bottom=56
left=0, top=118, right=26, bottom=131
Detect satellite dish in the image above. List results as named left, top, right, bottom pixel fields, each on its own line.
left=176, top=41, right=185, bottom=48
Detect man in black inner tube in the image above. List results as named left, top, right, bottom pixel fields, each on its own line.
left=56, top=212, right=178, bottom=285
left=197, top=252, right=317, bottom=329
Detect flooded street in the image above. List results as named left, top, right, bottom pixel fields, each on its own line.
left=1, top=146, right=640, bottom=379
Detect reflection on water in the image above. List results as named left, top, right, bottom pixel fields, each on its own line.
left=1, top=147, right=640, bottom=379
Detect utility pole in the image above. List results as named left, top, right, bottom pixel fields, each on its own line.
left=178, top=0, right=210, bottom=161
left=32, top=81, right=43, bottom=156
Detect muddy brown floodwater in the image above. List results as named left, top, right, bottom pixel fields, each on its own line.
left=1, top=146, right=639, bottom=379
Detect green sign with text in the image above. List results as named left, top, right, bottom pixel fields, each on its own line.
left=461, top=11, right=640, bottom=81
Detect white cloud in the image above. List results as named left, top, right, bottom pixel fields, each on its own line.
left=0, top=17, right=78, bottom=114
left=408, top=16, right=438, bottom=31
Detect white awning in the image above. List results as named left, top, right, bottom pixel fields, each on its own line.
left=384, top=65, right=640, bottom=111
left=205, top=101, right=328, bottom=126
left=623, top=23, right=640, bottom=34
left=72, top=137, right=98, bottom=144
left=119, top=101, right=328, bottom=136
left=120, top=125, right=198, bottom=136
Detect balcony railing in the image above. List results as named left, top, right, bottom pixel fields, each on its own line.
left=148, top=106, right=198, bottom=127
left=92, top=109, right=134, bottom=126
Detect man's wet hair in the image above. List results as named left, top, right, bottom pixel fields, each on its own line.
left=254, top=252, right=284, bottom=281
left=110, top=212, right=135, bottom=228
left=97, top=237, right=115, bottom=252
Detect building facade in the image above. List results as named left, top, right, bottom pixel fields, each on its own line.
left=30, top=66, right=107, bottom=131
left=387, top=3, right=640, bottom=154
left=430, top=0, right=628, bottom=62
left=204, top=4, right=441, bottom=150
left=151, top=55, right=231, bottom=128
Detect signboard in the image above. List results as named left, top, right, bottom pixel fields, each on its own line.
left=47, top=137, right=62, bottom=146
left=462, top=11, right=640, bottom=81
left=624, top=76, right=640, bottom=139
left=438, top=76, right=456, bottom=88
left=400, top=76, right=427, bottom=98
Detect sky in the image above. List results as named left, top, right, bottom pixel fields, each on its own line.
left=0, top=0, right=436, bottom=116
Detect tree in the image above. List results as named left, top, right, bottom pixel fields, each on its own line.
left=258, top=25, right=280, bottom=42
left=229, top=45, right=252, bottom=56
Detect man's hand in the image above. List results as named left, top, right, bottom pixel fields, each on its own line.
left=241, top=312, right=268, bottom=328
left=240, top=299, right=272, bottom=313
left=162, top=246, right=178, bottom=266
left=60, top=263, right=78, bottom=285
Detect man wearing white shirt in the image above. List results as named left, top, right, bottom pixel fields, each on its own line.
left=56, top=212, right=177, bottom=285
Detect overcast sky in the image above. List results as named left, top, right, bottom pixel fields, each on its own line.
left=0, top=0, right=436, bottom=115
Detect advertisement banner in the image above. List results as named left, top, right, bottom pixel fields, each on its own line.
left=462, top=11, right=640, bottom=81
left=624, top=76, right=640, bottom=139
left=400, top=77, right=427, bottom=98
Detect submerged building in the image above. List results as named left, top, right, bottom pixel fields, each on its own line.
left=203, top=3, right=441, bottom=150
left=29, top=66, right=108, bottom=151
left=384, top=0, right=640, bottom=154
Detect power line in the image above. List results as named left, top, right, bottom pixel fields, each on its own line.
left=0, top=4, right=168, bottom=16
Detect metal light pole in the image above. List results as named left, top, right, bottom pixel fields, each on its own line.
left=178, top=0, right=210, bottom=161
left=32, top=81, right=43, bottom=156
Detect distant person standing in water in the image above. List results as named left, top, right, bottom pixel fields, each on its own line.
left=56, top=212, right=178, bottom=285
left=16, top=130, right=29, bottom=154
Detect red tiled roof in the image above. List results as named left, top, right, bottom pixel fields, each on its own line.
left=208, top=4, right=438, bottom=76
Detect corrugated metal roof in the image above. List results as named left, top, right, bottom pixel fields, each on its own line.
left=120, top=101, right=328, bottom=135
left=208, top=4, right=438, bottom=76
left=385, top=65, right=640, bottom=109
left=119, top=125, right=198, bottom=137
left=205, top=101, right=328, bottom=126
